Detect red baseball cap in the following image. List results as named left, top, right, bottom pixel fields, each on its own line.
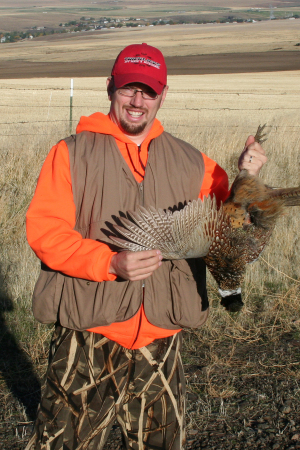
left=111, top=43, right=167, bottom=95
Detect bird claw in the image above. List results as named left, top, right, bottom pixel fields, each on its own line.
left=254, top=123, right=268, bottom=144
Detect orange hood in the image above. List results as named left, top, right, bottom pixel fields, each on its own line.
left=76, top=112, right=164, bottom=144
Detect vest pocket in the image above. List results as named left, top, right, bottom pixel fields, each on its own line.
left=32, top=264, right=65, bottom=324
left=58, top=276, right=142, bottom=330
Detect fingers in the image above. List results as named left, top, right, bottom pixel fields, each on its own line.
left=109, top=249, right=163, bottom=281
left=238, top=136, right=268, bottom=176
left=244, top=135, right=255, bottom=148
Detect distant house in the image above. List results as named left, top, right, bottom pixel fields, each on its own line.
left=1, top=37, right=6, bottom=43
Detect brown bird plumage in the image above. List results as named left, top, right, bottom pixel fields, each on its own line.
left=203, top=172, right=300, bottom=311
left=110, top=125, right=300, bottom=312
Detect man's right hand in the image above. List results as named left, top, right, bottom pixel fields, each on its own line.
left=109, top=250, right=162, bottom=281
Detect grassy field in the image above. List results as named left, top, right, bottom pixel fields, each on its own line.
left=0, top=70, right=300, bottom=447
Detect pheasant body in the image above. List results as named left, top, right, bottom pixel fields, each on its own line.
left=109, top=126, right=300, bottom=312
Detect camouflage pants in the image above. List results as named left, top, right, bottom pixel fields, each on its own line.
left=26, top=326, right=186, bottom=450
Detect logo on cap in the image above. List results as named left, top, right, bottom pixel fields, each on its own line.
left=124, top=57, right=161, bottom=69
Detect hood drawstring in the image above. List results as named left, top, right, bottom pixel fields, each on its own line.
left=126, top=144, right=146, bottom=180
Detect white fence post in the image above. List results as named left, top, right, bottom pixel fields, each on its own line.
left=69, top=79, right=73, bottom=134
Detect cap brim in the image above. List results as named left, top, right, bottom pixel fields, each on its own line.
left=113, top=73, right=165, bottom=95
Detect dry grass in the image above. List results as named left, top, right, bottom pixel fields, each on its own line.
left=0, top=72, right=300, bottom=446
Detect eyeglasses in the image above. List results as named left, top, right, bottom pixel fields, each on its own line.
left=117, top=86, right=158, bottom=100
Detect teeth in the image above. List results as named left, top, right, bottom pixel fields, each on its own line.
left=128, top=111, right=143, bottom=117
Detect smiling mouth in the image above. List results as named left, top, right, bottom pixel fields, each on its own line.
left=127, top=110, right=144, bottom=118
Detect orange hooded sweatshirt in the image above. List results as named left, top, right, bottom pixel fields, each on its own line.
left=27, top=113, right=229, bottom=349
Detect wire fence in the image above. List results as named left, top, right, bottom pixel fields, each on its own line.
left=2, top=105, right=300, bottom=111
left=1, top=84, right=300, bottom=137
left=1, top=123, right=300, bottom=137
left=1, top=86, right=300, bottom=96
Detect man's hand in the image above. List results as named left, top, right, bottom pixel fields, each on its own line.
left=238, top=135, right=267, bottom=176
left=109, top=249, right=162, bottom=281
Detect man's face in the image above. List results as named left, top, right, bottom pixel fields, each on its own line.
left=107, top=79, right=168, bottom=137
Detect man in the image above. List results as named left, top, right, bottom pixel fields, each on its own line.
left=26, top=43, right=267, bottom=450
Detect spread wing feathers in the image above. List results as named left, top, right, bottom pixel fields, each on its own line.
left=110, top=195, right=224, bottom=259
left=115, top=206, right=176, bottom=255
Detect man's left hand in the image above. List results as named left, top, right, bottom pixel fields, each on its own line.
left=238, top=135, right=267, bottom=176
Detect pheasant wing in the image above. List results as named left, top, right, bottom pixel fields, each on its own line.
left=110, top=208, right=176, bottom=256
left=110, top=196, right=221, bottom=259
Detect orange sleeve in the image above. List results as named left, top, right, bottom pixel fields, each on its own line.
left=26, top=140, right=117, bottom=282
left=199, top=153, right=229, bottom=204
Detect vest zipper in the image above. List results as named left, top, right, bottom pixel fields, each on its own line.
left=137, top=181, right=145, bottom=347
left=139, top=181, right=144, bottom=205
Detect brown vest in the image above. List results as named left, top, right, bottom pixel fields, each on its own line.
left=32, top=131, right=209, bottom=330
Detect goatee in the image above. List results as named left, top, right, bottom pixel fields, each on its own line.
left=120, top=118, right=147, bottom=135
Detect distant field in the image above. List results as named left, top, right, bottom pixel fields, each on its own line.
left=1, top=51, right=300, bottom=79
left=0, top=20, right=299, bottom=70
left=1, top=0, right=299, bottom=5
left=0, top=19, right=299, bottom=78
left=0, top=0, right=300, bottom=32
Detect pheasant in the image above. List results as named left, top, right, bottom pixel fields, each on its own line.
left=110, top=126, right=300, bottom=312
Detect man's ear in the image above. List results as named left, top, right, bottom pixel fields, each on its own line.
left=106, top=77, right=114, bottom=100
left=159, top=85, right=169, bottom=108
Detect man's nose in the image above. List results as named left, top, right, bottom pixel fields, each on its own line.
left=130, top=91, right=144, bottom=107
